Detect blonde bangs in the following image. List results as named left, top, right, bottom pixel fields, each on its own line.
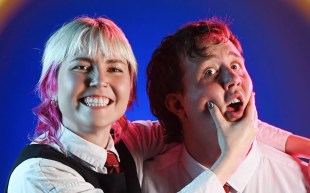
left=67, top=20, right=137, bottom=75
left=41, top=17, right=137, bottom=86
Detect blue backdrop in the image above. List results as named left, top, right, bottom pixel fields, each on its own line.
left=1, top=0, right=310, bottom=190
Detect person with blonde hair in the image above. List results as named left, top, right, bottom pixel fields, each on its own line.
left=6, top=16, right=309, bottom=193
left=6, top=17, right=168, bottom=193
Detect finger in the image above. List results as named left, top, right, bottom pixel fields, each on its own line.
left=208, top=101, right=226, bottom=129
left=243, top=92, right=257, bottom=123
left=250, top=92, right=258, bottom=127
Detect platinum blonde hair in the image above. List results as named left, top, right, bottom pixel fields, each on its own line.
left=34, top=17, right=137, bottom=147
left=40, top=17, right=137, bottom=89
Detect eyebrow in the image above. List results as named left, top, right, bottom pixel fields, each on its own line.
left=205, top=50, right=244, bottom=61
left=71, top=57, right=127, bottom=66
left=106, top=59, right=128, bottom=68
left=106, top=59, right=126, bottom=65
left=227, top=51, right=243, bottom=59
left=71, top=57, right=94, bottom=63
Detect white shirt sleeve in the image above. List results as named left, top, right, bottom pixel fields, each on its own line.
left=179, top=170, right=225, bottom=193
left=8, top=158, right=103, bottom=193
left=256, top=120, right=292, bottom=152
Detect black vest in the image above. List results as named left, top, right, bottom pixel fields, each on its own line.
left=5, top=140, right=141, bottom=193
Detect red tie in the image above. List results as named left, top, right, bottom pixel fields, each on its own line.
left=223, top=183, right=230, bottom=193
left=105, top=150, right=120, bottom=174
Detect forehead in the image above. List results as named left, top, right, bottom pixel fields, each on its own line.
left=183, top=41, right=243, bottom=67
left=206, top=41, right=242, bottom=59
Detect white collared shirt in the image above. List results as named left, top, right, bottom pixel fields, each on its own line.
left=8, top=120, right=293, bottom=193
left=142, top=126, right=307, bottom=193
left=8, top=120, right=168, bottom=193
left=51, top=125, right=120, bottom=174
left=180, top=141, right=261, bottom=193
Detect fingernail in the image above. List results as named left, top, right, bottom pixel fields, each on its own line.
left=207, top=102, right=214, bottom=109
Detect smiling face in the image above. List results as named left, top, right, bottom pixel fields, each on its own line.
left=57, top=53, right=131, bottom=135
left=177, top=40, right=252, bottom=136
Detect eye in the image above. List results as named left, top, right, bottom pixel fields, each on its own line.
left=72, top=65, right=92, bottom=72
left=231, top=63, right=240, bottom=70
left=107, top=67, right=123, bottom=73
left=204, top=68, right=216, bottom=77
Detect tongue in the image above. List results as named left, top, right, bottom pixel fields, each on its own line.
left=227, top=106, right=235, bottom=112
left=227, top=103, right=239, bottom=112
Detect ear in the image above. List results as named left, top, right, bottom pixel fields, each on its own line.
left=165, top=93, right=186, bottom=120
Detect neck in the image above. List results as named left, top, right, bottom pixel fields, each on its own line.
left=183, top=126, right=221, bottom=168
left=79, top=128, right=111, bottom=149
left=67, top=124, right=112, bottom=149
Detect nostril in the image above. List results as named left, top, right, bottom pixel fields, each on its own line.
left=229, top=76, right=241, bottom=87
left=226, top=78, right=241, bottom=90
left=228, top=83, right=234, bottom=88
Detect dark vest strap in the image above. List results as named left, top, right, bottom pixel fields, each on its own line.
left=115, top=140, right=141, bottom=193
left=5, top=141, right=141, bottom=193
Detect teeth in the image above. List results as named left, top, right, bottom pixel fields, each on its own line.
left=230, top=98, right=240, bottom=105
left=84, top=97, right=109, bottom=107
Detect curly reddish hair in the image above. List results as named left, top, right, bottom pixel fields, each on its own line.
left=146, top=18, right=242, bottom=143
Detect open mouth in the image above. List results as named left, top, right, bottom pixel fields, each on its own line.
left=227, top=98, right=243, bottom=113
left=80, top=96, right=113, bottom=107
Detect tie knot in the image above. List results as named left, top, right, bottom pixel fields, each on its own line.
left=105, top=150, right=120, bottom=174
left=223, top=183, right=230, bottom=193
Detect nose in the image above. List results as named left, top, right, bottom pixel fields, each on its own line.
left=221, top=68, right=241, bottom=90
left=89, top=68, right=109, bottom=88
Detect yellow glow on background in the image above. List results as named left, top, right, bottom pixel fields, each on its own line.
left=288, top=0, right=310, bottom=21
left=0, top=0, right=28, bottom=35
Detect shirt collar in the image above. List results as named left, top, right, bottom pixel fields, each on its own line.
left=57, top=125, right=119, bottom=173
left=182, top=140, right=261, bottom=192
left=226, top=140, right=261, bottom=192
left=181, top=145, right=207, bottom=179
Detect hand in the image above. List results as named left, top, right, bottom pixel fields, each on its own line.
left=208, top=92, right=258, bottom=185
left=209, top=92, right=257, bottom=160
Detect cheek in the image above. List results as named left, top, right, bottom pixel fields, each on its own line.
left=242, top=75, right=253, bottom=94
left=186, top=84, right=223, bottom=111
left=57, top=72, right=82, bottom=103
left=115, top=77, right=131, bottom=101
left=241, top=75, right=253, bottom=105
